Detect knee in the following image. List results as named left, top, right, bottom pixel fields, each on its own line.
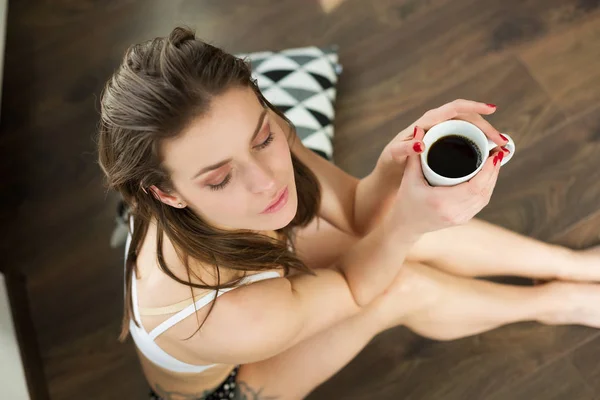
left=371, top=263, right=444, bottom=330
left=386, top=262, right=443, bottom=306
left=402, top=312, right=475, bottom=342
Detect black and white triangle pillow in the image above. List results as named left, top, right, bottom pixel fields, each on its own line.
left=237, top=45, right=342, bottom=163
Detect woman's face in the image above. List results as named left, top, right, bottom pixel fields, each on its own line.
left=156, top=86, right=297, bottom=233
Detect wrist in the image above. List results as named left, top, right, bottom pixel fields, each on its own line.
left=375, top=156, right=405, bottom=183
left=354, top=163, right=404, bottom=237
left=381, top=210, right=422, bottom=244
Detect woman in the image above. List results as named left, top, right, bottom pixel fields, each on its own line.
left=97, top=26, right=600, bottom=400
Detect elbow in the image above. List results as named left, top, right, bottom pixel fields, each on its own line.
left=347, top=277, right=374, bottom=308
left=333, top=265, right=371, bottom=309
left=352, top=289, right=373, bottom=308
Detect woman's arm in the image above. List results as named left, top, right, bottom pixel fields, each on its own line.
left=164, top=212, right=415, bottom=366
left=355, top=100, right=507, bottom=237
left=170, top=267, right=364, bottom=366
left=352, top=161, right=403, bottom=237
left=286, top=123, right=409, bottom=239
left=285, top=141, right=419, bottom=304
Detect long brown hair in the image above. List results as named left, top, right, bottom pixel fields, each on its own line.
left=97, top=26, right=321, bottom=341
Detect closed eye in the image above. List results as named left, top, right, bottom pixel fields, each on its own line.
left=207, top=131, right=275, bottom=191
left=255, top=131, right=274, bottom=150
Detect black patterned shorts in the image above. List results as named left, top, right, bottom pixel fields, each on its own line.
left=149, top=365, right=240, bottom=399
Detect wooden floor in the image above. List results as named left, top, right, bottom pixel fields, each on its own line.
left=2, top=0, right=600, bottom=399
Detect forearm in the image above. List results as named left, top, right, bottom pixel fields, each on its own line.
left=353, top=161, right=404, bottom=237
left=337, top=208, right=420, bottom=307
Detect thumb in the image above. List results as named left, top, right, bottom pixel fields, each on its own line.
left=390, top=138, right=425, bottom=162
left=402, top=152, right=428, bottom=185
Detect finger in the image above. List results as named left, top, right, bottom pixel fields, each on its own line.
left=413, top=125, right=426, bottom=141
left=485, top=152, right=502, bottom=192
left=465, top=148, right=503, bottom=194
left=390, top=139, right=424, bottom=161
left=399, top=125, right=426, bottom=142
left=479, top=149, right=502, bottom=203
left=391, top=126, right=426, bottom=161
left=415, top=100, right=497, bottom=130
left=446, top=99, right=497, bottom=115
left=457, top=112, right=506, bottom=147
left=403, top=152, right=429, bottom=186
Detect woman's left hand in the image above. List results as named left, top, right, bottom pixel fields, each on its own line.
left=377, top=99, right=506, bottom=174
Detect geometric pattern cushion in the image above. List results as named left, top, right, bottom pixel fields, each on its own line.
left=237, top=45, right=342, bottom=163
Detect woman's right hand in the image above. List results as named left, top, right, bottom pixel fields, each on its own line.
left=389, top=126, right=504, bottom=236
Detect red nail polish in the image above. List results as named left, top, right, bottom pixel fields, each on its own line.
left=413, top=142, right=423, bottom=153
left=502, top=147, right=510, bottom=153
left=493, top=155, right=499, bottom=166
left=498, top=151, right=504, bottom=164
left=486, top=103, right=497, bottom=108
left=500, top=134, right=509, bottom=142
left=413, top=126, right=418, bottom=138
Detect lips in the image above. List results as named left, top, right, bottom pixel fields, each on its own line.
left=262, top=186, right=286, bottom=213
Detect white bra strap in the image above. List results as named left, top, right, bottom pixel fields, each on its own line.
left=148, top=271, right=281, bottom=340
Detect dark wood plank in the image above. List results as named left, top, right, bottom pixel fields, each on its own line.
left=485, top=353, right=598, bottom=400
left=572, top=334, right=600, bottom=395
left=478, top=105, right=600, bottom=241
left=43, top=324, right=147, bottom=400
left=549, top=106, right=600, bottom=248
left=309, top=324, right=599, bottom=400
left=333, top=0, right=600, bottom=161
left=551, top=209, right=600, bottom=250
left=519, top=13, right=600, bottom=117
left=335, top=55, right=568, bottom=179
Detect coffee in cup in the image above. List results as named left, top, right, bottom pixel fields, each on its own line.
left=427, top=134, right=482, bottom=178
left=419, top=120, right=516, bottom=186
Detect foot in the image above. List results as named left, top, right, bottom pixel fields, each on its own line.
left=581, top=244, right=600, bottom=258
left=537, top=281, right=600, bottom=329
left=553, top=245, right=600, bottom=283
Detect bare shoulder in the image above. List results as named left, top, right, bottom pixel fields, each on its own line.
left=135, top=218, right=257, bottom=307
left=154, top=264, right=358, bottom=369
left=154, top=273, right=297, bottom=366
left=134, top=221, right=294, bottom=365
left=134, top=224, right=223, bottom=311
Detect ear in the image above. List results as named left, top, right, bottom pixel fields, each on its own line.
left=148, top=185, right=186, bottom=209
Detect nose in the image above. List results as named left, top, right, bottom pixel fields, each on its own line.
left=244, top=160, right=276, bottom=194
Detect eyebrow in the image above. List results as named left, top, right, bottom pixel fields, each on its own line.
left=192, top=108, right=268, bottom=180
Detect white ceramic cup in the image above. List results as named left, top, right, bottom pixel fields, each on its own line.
left=420, top=120, right=516, bottom=187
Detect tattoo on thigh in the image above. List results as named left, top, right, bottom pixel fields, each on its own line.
left=153, top=381, right=278, bottom=400
left=153, top=383, right=213, bottom=399
left=234, top=381, right=279, bottom=400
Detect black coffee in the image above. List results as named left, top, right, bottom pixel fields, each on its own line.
left=427, top=135, right=481, bottom=178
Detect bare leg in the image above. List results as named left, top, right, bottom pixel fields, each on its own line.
left=408, top=218, right=600, bottom=282
left=236, top=306, right=381, bottom=400
left=294, top=216, right=600, bottom=283
left=234, top=262, right=600, bottom=399
left=374, top=262, right=600, bottom=339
